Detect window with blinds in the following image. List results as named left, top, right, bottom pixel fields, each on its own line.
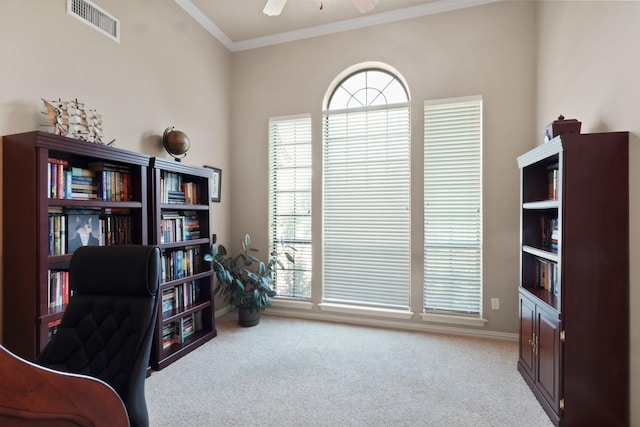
left=268, top=114, right=312, bottom=298
left=323, top=69, right=411, bottom=310
left=423, top=96, right=482, bottom=316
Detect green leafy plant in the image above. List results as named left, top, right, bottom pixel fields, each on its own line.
left=204, top=234, right=294, bottom=313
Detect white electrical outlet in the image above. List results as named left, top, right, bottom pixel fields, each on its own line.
left=491, top=298, right=500, bottom=310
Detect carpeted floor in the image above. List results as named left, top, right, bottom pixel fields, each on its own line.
left=145, top=313, right=553, bottom=426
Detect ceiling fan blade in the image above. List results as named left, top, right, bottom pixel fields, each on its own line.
left=263, top=0, right=288, bottom=16
left=352, top=0, right=378, bottom=14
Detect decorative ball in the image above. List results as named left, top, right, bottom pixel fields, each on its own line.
left=162, top=127, right=190, bottom=161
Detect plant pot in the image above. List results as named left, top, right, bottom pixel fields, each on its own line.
left=238, top=306, right=260, bottom=327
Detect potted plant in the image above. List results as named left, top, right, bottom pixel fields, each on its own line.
left=205, top=234, right=294, bottom=327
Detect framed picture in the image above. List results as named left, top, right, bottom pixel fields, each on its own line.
left=67, top=213, right=101, bottom=254
left=204, top=166, right=222, bottom=202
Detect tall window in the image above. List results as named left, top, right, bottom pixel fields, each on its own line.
left=268, top=114, right=312, bottom=298
left=423, top=96, right=482, bottom=316
left=323, top=68, right=411, bottom=310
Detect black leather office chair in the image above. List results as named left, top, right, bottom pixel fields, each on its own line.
left=37, top=245, right=160, bottom=427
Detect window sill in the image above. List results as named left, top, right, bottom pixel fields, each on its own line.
left=318, top=303, right=413, bottom=320
left=270, top=298, right=314, bottom=310
left=420, top=312, right=487, bottom=327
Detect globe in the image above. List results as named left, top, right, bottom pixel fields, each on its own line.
left=162, top=127, right=190, bottom=161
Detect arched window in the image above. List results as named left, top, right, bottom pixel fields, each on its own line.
left=327, top=68, right=409, bottom=110
left=322, top=66, right=411, bottom=310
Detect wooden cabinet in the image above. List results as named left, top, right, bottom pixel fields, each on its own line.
left=148, top=157, right=216, bottom=370
left=2, top=131, right=149, bottom=360
left=519, top=291, right=562, bottom=417
left=516, top=132, right=629, bottom=426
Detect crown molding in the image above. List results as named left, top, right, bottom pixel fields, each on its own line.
left=176, top=0, right=502, bottom=53
left=174, top=0, right=234, bottom=51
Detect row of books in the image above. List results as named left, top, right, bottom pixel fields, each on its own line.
left=162, top=312, right=203, bottom=349
left=160, top=211, right=200, bottom=243
left=161, top=246, right=202, bottom=282
left=160, top=172, right=200, bottom=205
left=540, top=215, right=558, bottom=253
left=536, top=257, right=560, bottom=296
left=48, top=208, right=132, bottom=255
left=161, top=281, right=202, bottom=315
left=47, top=158, right=133, bottom=201
left=48, top=270, right=70, bottom=310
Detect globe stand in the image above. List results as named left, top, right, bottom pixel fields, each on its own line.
left=162, top=126, right=190, bottom=162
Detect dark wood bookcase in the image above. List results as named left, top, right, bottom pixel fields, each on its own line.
left=2, top=131, right=150, bottom=360
left=148, top=157, right=216, bottom=370
left=516, top=132, right=629, bottom=426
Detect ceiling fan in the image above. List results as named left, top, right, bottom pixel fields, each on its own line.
left=263, top=0, right=378, bottom=16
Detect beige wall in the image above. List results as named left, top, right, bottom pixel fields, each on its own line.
left=536, top=2, right=640, bottom=424
left=230, top=0, right=536, bottom=334
left=1, top=0, right=637, bottom=423
left=0, top=0, right=233, bottom=333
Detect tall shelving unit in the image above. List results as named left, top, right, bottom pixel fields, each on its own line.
left=516, top=132, right=629, bottom=426
left=2, top=131, right=149, bottom=360
left=148, top=157, right=216, bottom=370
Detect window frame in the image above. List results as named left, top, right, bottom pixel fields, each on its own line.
left=267, top=114, right=313, bottom=299
left=422, top=95, right=485, bottom=325
left=322, top=68, right=412, bottom=312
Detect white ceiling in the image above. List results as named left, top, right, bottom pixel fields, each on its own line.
left=175, top=0, right=501, bottom=52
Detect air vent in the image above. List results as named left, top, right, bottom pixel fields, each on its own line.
left=67, top=0, right=120, bottom=42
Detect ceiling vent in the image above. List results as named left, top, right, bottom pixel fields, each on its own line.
left=67, top=0, right=120, bottom=42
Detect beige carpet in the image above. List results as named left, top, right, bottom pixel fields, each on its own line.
left=146, top=313, right=553, bottom=426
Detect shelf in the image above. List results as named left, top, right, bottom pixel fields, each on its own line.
left=160, top=300, right=212, bottom=323
left=522, top=245, right=559, bottom=262
left=517, top=131, right=630, bottom=425
left=160, top=270, right=214, bottom=288
left=156, top=329, right=216, bottom=370
left=2, top=131, right=150, bottom=360
left=516, top=137, right=562, bottom=168
left=520, top=286, right=559, bottom=312
left=149, top=157, right=216, bottom=370
left=49, top=199, right=144, bottom=209
left=522, top=200, right=559, bottom=210
left=159, top=203, right=209, bottom=211
left=158, top=238, right=210, bottom=250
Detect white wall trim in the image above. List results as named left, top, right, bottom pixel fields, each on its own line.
left=217, top=303, right=514, bottom=341
left=420, top=312, right=488, bottom=327
left=176, top=0, right=504, bottom=52
left=318, top=303, right=414, bottom=320
left=174, top=0, right=234, bottom=51
left=270, top=298, right=315, bottom=310
left=264, top=307, right=518, bottom=342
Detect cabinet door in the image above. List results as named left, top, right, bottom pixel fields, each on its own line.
left=519, top=294, right=536, bottom=379
left=536, top=309, right=562, bottom=414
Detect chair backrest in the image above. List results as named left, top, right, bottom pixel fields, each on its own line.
left=0, top=344, right=129, bottom=427
left=37, top=245, right=160, bottom=427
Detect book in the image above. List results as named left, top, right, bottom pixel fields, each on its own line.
left=536, top=257, right=558, bottom=293
left=180, top=314, right=195, bottom=342
left=547, top=163, right=559, bottom=200
left=48, top=158, right=69, bottom=199
left=88, top=161, right=132, bottom=201
left=162, top=287, right=176, bottom=314
left=162, top=323, right=178, bottom=349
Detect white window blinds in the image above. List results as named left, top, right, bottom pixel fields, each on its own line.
left=323, top=105, right=411, bottom=309
left=423, top=96, right=482, bottom=315
left=268, top=114, right=312, bottom=298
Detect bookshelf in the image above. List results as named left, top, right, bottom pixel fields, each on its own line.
left=516, top=132, right=629, bottom=426
left=148, top=157, right=216, bottom=370
left=2, top=131, right=149, bottom=360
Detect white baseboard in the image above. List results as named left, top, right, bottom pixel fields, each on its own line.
left=263, top=306, right=518, bottom=342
